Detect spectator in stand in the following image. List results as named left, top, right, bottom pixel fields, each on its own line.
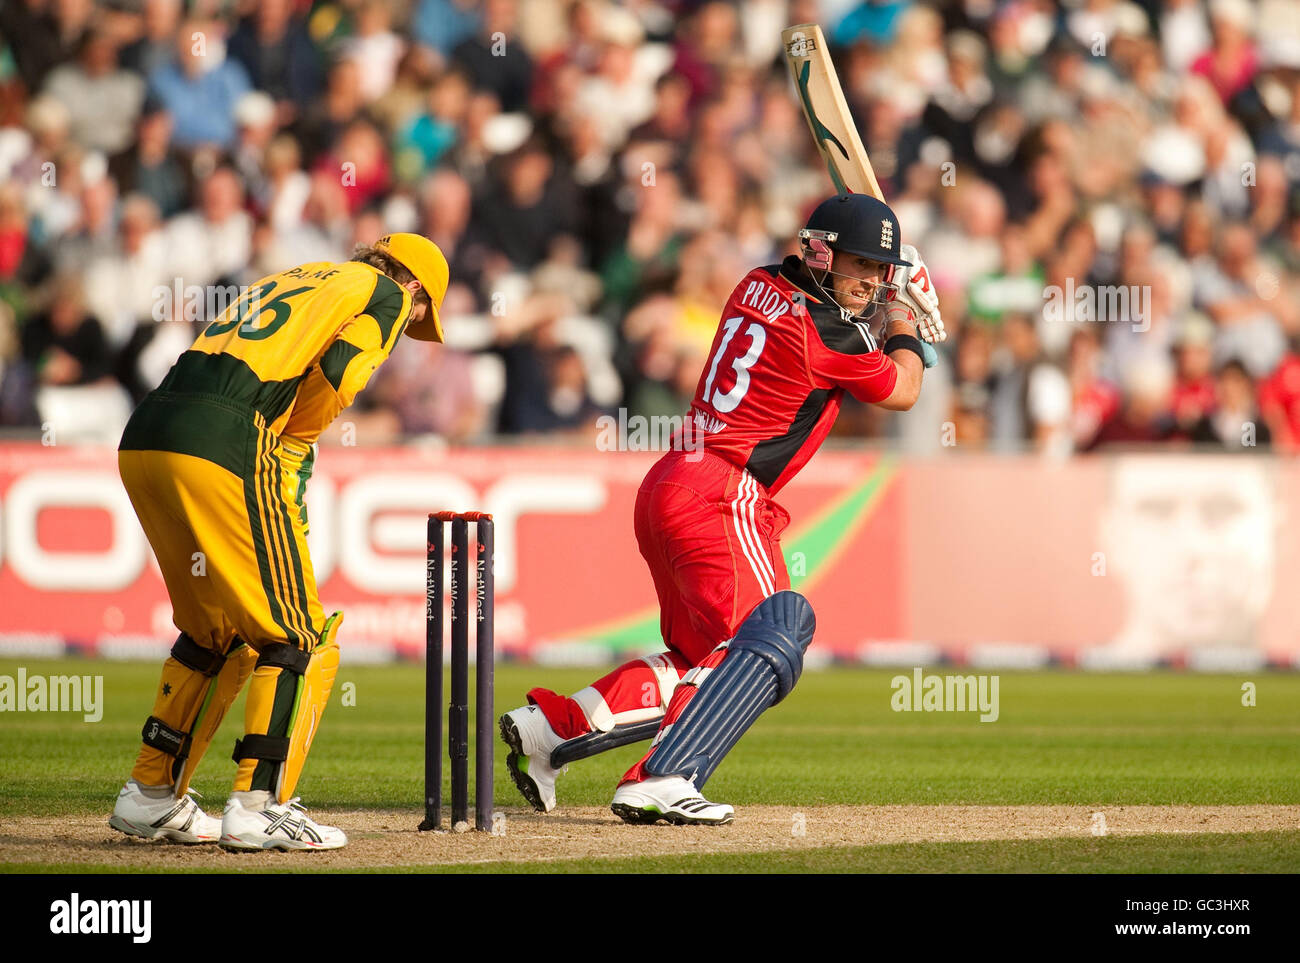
left=951, top=323, right=995, bottom=447
left=1191, top=0, right=1258, bottom=105
left=1160, top=0, right=1213, bottom=74
left=83, top=193, right=168, bottom=349
left=1169, top=313, right=1218, bottom=436
left=109, top=103, right=190, bottom=219
left=627, top=73, right=694, bottom=172
left=121, top=0, right=185, bottom=78
left=474, top=139, right=577, bottom=271
left=164, top=165, right=251, bottom=289
left=315, top=118, right=392, bottom=215
left=53, top=171, right=119, bottom=276
left=966, top=221, right=1043, bottom=323
left=1191, top=358, right=1271, bottom=449
left=0, top=182, right=51, bottom=314
left=671, top=2, right=739, bottom=107
left=1247, top=155, right=1293, bottom=248
left=1255, top=70, right=1300, bottom=164
left=571, top=9, right=660, bottom=151
left=1195, top=222, right=1291, bottom=377
left=264, top=168, right=350, bottom=268
left=836, top=0, right=911, bottom=47
left=600, top=170, right=686, bottom=323
left=16, top=97, right=78, bottom=238
left=227, top=0, right=323, bottom=124
left=452, top=0, right=532, bottom=113
left=0, top=0, right=88, bottom=94
left=396, top=69, right=471, bottom=177
left=259, top=134, right=312, bottom=234
left=370, top=45, right=441, bottom=145
left=1091, top=355, right=1177, bottom=449
left=624, top=320, right=705, bottom=424
left=412, top=0, right=481, bottom=57
left=417, top=167, right=482, bottom=296
left=990, top=312, right=1070, bottom=455
left=43, top=27, right=145, bottom=155
left=231, top=91, right=279, bottom=208
left=340, top=0, right=405, bottom=104
left=529, top=0, right=607, bottom=115
left=1068, top=328, right=1121, bottom=452
left=294, top=58, right=366, bottom=164
left=366, top=298, right=485, bottom=443
left=921, top=30, right=995, bottom=168
left=20, top=273, right=112, bottom=391
left=495, top=292, right=606, bottom=434
left=147, top=18, right=252, bottom=150
left=1017, top=123, right=1079, bottom=261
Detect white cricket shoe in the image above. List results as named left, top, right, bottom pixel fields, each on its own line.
left=610, top=775, right=735, bottom=826
left=499, top=705, right=565, bottom=813
left=109, top=779, right=222, bottom=844
left=219, top=791, right=347, bottom=851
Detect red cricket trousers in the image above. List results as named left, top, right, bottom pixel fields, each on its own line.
left=527, top=449, right=791, bottom=780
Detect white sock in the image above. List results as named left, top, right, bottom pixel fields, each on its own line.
left=230, top=789, right=272, bottom=808
left=131, top=779, right=175, bottom=800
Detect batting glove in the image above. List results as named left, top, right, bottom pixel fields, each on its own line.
left=896, top=244, right=946, bottom=345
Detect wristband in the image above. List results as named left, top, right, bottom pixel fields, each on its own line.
left=883, top=333, right=925, bottom=363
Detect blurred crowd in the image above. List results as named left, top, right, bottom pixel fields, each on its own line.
left=1, top=0, right=1298, bottom=453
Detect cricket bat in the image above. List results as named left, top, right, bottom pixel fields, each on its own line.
left=781, top=23, right=884, bottom=200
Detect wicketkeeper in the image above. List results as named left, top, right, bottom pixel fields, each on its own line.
left=501, top=194, right=944, bottom=823
left=109, top=233, right=448, bottom=850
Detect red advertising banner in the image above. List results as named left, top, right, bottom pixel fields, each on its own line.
left=0, top=443, right=1296, bottom=669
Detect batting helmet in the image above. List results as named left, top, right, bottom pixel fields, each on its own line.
left=800, top=194, right=911, bottom=268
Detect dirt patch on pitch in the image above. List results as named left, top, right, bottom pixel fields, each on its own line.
left=2, top=805, right=1297, bottom=870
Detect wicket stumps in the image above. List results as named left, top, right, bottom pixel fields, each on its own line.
left=420, top=512, right=494, bottom=832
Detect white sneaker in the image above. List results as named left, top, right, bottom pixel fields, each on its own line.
left=499, top=705, right=565, bottom=813
left=109, top=779, right=222, bottom=844
left=611, top=775, right=734, bottom=826
left=219, top=791, right=347, bottom=851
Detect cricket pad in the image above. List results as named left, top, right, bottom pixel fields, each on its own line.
left=134, top=633, right=258, bottom=795
left=232, top=612, right=343, bottom=800
left=277, top=611, right=342, bottom=802
left=644, top=591, right=815, bottom=789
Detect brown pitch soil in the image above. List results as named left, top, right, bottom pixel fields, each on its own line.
left=2, top=805, right=1297, bottom=870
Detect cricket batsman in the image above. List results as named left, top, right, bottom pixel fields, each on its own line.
left=108, top=233, right=448, bottom=850
left=500, top=194, right=944, bottom=824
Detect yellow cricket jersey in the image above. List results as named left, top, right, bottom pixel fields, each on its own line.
left=120, top=261, right=411, bottom=475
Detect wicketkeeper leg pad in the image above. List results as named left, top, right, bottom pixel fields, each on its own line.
left=132, top=633, right=257, bottom=794
left=642, top=591, right=815, bottom=789
left=232, top=613, right=342, bottom=802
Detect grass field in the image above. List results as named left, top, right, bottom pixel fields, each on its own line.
left=2, top=658, right=1298, bottom=873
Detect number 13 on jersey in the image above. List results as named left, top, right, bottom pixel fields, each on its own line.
left=701, top=316, right=767, bottom=414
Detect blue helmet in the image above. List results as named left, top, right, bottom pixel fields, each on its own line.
left=800, top=194, right=911, bottom=267
left=798, top=194, right=910, bottom=320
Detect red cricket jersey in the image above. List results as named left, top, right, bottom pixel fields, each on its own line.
left=681, top=256, right=899, bottom=494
